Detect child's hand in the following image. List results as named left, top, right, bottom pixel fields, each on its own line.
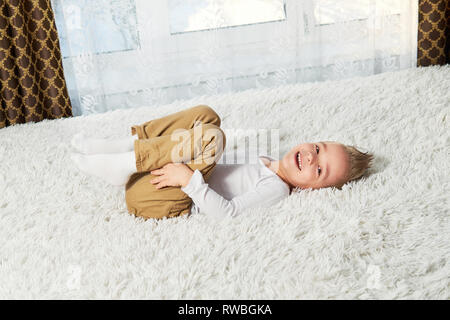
left=150, top=163, right=194, bottom=189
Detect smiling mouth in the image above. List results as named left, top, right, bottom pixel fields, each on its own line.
left=295, top=152, right=302, bottom=171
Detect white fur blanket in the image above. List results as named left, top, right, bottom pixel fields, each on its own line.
left=0, top=65, right=448, bottom=299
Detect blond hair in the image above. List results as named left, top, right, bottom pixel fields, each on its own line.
left=336, top=144, right=374, bottom=189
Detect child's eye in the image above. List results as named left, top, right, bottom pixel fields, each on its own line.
left=316, top=145, right=321, bottom=175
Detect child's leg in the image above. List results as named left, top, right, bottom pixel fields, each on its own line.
left=125, top=123, right=226, bottom=220
left=130, top=104, right=221, bottom=139
left=70, top=121, right=225, bottom=190
left=132, top=122, right=225, bottom=173
left=70, top=105, right=223, bottom=186
left=71, top=105, right=220, bottom=155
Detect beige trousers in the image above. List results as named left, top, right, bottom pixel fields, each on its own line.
left=125, top=105, right=226, bottom=220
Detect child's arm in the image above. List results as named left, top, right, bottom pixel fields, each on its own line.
left=181, top=169, right=290, bottom=219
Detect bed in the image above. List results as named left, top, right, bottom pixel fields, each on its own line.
left=0, top=65, right=448, bottom=299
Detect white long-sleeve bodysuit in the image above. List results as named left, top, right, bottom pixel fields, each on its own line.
left=181, top=154, right=291, bottom=219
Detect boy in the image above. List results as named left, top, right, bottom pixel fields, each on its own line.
left=71, top=105, right=373, bottom=220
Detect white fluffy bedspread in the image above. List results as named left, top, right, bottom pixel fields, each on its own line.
left=0, top=65, right=448, bottom=299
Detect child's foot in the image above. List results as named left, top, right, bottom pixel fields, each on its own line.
left=70, top=151, right=137, bottom=186
left=71, top=131, right=138, bottom=155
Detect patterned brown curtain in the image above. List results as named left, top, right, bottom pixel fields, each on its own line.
left=0, top=0, right=72, bottom=129
left=417, top=0, right=450, bottom=66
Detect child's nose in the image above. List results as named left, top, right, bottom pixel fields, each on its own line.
left=307, top=151, right=316, bottom=164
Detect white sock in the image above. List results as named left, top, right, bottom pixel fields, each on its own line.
left=70, top=151, right=137, bottom=186
left=71, top=131, right=138, bottom=155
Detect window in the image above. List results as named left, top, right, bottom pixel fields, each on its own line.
left=168, top=0, right=286, bottom=34
left=313, top=0, right=403, bottom=26
left=52, top=0, right=139, bottom=58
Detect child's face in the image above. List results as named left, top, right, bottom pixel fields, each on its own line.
left=278, top=141, right=350, bottom=190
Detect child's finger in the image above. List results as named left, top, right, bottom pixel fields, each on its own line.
left=156, top=183, right=165, bottom=189
left=150, top=178, right=160, bottom=184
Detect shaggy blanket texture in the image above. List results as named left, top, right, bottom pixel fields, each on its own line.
left=0, top=65, right=448, bottom=299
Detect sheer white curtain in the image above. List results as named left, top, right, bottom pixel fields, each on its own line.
left=51, top=0, right=418, bottom=116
